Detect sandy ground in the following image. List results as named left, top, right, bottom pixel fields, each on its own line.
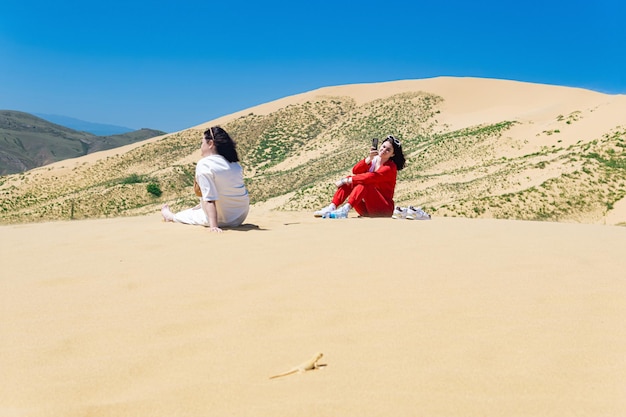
left=2, top=209, right=626, bottom=417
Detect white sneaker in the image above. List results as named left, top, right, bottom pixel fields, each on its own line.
left=406, top=206, right=431, bottom=220
left=314, top=204, right=335, bottom=217
left=392, top=206, right=407, bottom=219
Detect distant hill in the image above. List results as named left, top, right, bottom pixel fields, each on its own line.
left=34, top=113, right=135, bottom=136
left=1, top=77, right=625, bottom=225
left=0, top=110, right=165, bottom=175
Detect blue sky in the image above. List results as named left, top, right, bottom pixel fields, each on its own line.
left=1, top=0, right=624, bottom=133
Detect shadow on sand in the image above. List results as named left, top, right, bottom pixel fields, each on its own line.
left=223, top=223, right=267, bottom=232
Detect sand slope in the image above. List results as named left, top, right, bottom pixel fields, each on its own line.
left=2, top=211, right=625, bottom=416
left=3, top=76, right=625, bottom=226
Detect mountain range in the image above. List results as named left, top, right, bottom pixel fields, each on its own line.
left=33, top=113, right=135, bottom=136
left=1, top=77, right=625, bottom=225
left=0, top=110, right=165, bottom=175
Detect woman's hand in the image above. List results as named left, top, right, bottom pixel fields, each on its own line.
left=365, top=148, right=378, bottom=165
left=335, top=177, right=351, bottom=188
left=208, top=226, right=223, bottom=233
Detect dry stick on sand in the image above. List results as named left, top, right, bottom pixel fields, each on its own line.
left=269, top=353, right=325, bottom=379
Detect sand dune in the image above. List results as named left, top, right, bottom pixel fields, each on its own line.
left=2, top=211, right=625, bottom=417
left=31, top=77, right=626, bottom=173
left=231, top=77, right=622, bottom=126
left=190, top=76, right=624, bottom=141
left=4, top=77, right=625, bottom=225
left=2, top=77, right=626, bottom=415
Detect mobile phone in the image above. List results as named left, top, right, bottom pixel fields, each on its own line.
left=372, top=138, right=379, bottom=149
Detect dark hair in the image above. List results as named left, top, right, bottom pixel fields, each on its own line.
left=205, top=126, right=239, bottom=163
left=383, top=135, right=405, bottom=170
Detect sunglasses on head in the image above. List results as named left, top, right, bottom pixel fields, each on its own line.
left=202, top=127, right=216, bottom=145
left=386, top=135, right=401, bottom=146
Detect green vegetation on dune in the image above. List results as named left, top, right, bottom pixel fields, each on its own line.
left=1, top=91, right=625, bottom=225
left=433, top=128, right=626, bottom=221
left=231, top=97, right=355, bottom=171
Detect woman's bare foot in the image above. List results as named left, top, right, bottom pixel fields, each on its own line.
left=161, top=204, right=175, bottom=222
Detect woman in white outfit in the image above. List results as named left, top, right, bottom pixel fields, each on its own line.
left=161, top=126, right=249, bottom=233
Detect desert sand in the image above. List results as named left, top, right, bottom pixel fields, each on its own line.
left=2, top=208, right=626, bottom=417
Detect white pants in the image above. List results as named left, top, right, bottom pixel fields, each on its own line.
left=173, top=204, right=249, bottom=228
left=173, top=206, right=209, bottom=226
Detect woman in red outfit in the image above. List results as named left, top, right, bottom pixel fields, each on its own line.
left=314, top=135, right=406, bottom=218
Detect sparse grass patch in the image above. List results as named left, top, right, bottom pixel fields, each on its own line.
left=146, top=182, right=162, bottom=197
left=121, top=173, right=145, bottom=184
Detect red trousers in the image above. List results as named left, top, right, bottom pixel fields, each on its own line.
left=332, top=183, right=394, bottom=217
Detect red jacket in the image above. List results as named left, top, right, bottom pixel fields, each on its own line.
left=350, top=158, right=398, bottom=203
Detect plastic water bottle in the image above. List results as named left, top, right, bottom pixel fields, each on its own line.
left=327, top=210, right=347, bottom=219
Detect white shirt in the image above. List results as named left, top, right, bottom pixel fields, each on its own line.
left=196, top=154, right=249, bottom=227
